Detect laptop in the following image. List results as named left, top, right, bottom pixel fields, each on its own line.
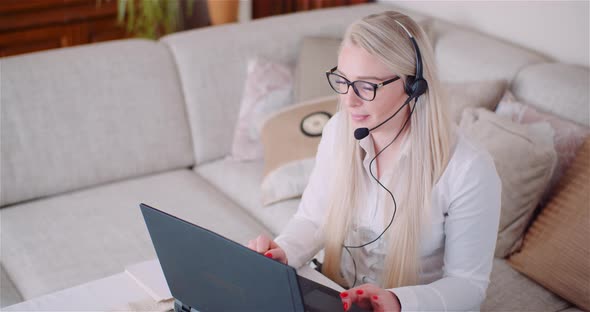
left=139, top=203, right=368, bottom=312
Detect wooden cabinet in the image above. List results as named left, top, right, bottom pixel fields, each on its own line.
left=0, top=0, right=128, bottom=57
left=253, top=0, right=373, bottom=20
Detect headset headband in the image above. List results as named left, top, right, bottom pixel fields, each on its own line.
left=393, top=20, right=424, bottom=82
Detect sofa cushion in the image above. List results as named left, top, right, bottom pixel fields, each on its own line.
left=512, top=63, right=590, bottom=127
left=160, top=3, right=427, bottom=165
left=1, top=39, right=194, bottom=207
left=435, top=23, right=547, bottom=82
left=195, top=159, right=299, bottom=235
left=0, top=169, right=268, bottom=301
left=481, top=258, right=571, bottom=312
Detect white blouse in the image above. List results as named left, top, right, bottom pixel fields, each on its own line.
left=275, top=111, right=501, bottom=311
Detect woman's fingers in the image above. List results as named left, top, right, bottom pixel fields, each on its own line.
left=340, top=284, right=400, bottom=312
left=246, top=235, right=288, bottom=264
left=265, top=247, right=288, bottom=264
left=370, top=294, right=385, bottom=311
left=256, top=235, right=271, bottom=253
left=340, top=287, right=373, bottom=311
left=246, top=235, right=268, bottom=253
left=246, top=239, right=257, bottom=251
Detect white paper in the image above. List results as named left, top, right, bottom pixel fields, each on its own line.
left=125, top=259, right=173, bottom=302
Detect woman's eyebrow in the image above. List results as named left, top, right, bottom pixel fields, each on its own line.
left=335, top=69, right=387, bottom=80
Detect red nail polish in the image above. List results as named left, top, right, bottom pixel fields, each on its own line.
left=340, top=292, right=348, bottom=298
left=343, top=302, right=349, bottom=311
left=265, top=252, right=272, bottom=258
left=372, top=295, right=379, bottom=300
left=356, top=289, right=364, bottom=295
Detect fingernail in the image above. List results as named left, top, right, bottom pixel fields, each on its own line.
left=265, top=252, right=273, bottom=258
left=343, top=302, right=349, bottom=311
left=340, top=292, right=348, bottom=298
left=372, top=295, right=379, bottom=300
left=356, top=289, right=364, bottom=295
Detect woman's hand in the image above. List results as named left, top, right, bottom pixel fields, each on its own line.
left=339, top=284, right=401, bottom=312
left=246, top=234, right=288, bottom=265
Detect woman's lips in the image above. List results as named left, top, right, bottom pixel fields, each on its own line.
left=351, top=114, right=369, bottom=121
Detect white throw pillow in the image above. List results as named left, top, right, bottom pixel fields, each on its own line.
left=261, top=158, right=315, bottom=206
left=495, top=91, right=590, bottom=204
left=259, top=96, right=338, bottom=206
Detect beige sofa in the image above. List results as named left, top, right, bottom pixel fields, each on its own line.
left=1, top=3, right=588, bottom=310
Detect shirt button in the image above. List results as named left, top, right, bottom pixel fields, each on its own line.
left=362, top=276, right=370, bottom=284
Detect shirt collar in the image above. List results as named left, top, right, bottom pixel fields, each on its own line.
left=358, top=131, right=411, bottom=178
left=358, top=131, right=411, bottom=159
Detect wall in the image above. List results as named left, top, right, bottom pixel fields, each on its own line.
left=239, top=0, right=252, bottom=23
left=377, top=0, right=589, bottom=67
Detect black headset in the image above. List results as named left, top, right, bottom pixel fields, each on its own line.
left=342, top=19, right=428, bottom=288
left=402, top=29, right=428, bottom=99
left=352, top=20, right=427, bottom=141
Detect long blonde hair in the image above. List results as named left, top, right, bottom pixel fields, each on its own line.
left=321, top=11, right=453, bottom=289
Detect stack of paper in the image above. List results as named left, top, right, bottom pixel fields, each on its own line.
left=125, top=259, right=173, bottom=302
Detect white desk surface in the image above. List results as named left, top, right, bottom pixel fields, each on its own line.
left=4, top=259, right=343, bottom=311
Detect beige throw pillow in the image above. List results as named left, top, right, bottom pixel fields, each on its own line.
left=508, top=137, right=590, bottom=311
left=293, top=37, right=342, bottom=103
left=260, top=96, right=338, bottom=205
left=459, top=108, right=557, bottom=258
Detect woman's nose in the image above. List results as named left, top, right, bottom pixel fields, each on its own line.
left=343, top=89, right=364, bottom=107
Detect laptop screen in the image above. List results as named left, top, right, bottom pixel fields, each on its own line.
left=140, top=203, right=305, bottom=312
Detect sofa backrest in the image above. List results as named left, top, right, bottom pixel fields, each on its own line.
left=512, top=63, right=589, bottom=127
left=162, top=2, right=589, bottom=165
left=431, top=20, right=548, bottom=82
left=160, top=4, right=429, bottom=165
left=0, top=39, right=194, bottom=207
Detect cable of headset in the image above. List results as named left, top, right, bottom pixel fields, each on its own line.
left=343, top=96, right=418, bottom=288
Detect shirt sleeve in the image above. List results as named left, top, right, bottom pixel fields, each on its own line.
left=389, top=150, right=502, bottom=311
left=274, top=113, right=340, bottom=269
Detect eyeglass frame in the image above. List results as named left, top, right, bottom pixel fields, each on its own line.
left=325, top=66, right=401, bottom=101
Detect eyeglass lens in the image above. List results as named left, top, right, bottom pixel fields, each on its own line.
left=328, top=74, right=375, bottom=101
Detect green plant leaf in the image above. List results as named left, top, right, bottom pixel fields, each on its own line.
left=186, top=0, right=195, bottom=17
left=117, top=0, right=127, bottom=23
left=114, top=0, right=194, bottom=39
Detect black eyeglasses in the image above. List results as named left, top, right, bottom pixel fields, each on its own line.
left=325, top=66, right=401, bottom=101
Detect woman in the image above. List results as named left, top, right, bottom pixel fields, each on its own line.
left=248, top=11, right=501, bottom=312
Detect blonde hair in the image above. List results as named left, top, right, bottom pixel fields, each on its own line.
left=321, top=11, right=453, bottom=289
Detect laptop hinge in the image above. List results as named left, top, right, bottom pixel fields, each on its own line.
left=174, top=299, right=199, bottom=312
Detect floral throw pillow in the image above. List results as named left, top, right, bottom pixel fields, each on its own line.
left=495, top=91, right=590, bottom=203
left=228, top=57, right=294, bottom=161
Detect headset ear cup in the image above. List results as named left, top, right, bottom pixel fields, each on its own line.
left=411, top=78, right=428, bottom=98
left=404, top=75, right=415, bottom=96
